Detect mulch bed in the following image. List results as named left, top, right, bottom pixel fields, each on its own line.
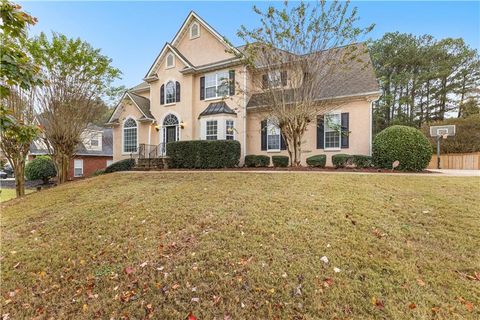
left=1, top=179, right=57, bottom=190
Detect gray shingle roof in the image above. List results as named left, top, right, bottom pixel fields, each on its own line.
left=29, top=127, right=113, bottom=157
left=199, top=101, right=236, bottom=118
left=128, top=92, right=154, bottom=119
left=130, top=82, right=149, bottom=92
left=246, top=43, right=380, bottom=109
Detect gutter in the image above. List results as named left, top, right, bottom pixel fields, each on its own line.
left=243, top=65, right=247, bottom=159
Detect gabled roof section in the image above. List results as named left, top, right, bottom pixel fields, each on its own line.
left=130, top=81, right=149, bottom=92
left=107, top=91, right=154, bottom=124
left=171, top=11, right=241, bottom=55
left=199, top=101, right=236, bottom=118
left=144, top=42, right=194, bottom=79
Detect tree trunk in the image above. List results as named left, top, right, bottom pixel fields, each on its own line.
left=55, top=153, right=70, bottom=184
left=14, top=165, right=25, bottom=197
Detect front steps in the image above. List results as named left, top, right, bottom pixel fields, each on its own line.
left=133, top=157, right=169, bottom=171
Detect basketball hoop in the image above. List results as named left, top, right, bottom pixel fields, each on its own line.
left=429, top=125, right=456, bottom=169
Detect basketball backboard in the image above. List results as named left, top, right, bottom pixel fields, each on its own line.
left=429, top=125, right=456, bottom=137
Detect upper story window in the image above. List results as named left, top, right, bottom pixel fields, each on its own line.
left=262, top=70, right=287, bottom=89
left=166, top=53, right=175, bottom=68
left=267, top=119, right=281, bottom=151
left=324, top=113, right=341, bottom=150
left=165, top=81, right=175, bottom=104
left=190, top=22, right=200, bottom=39
left=226, top=120, right=235, bottom=140
left=205, top=71, right=229, bottom=99
left=90, top=138, right=99, bottom=147
left=161, top=81, right=180, bottom=105
left=123, top=118, right=138, bottom=153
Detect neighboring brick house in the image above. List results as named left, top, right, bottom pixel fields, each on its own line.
left=107, top=11, right=380, bottom=166
left=29, top=125, right=113, bottom=180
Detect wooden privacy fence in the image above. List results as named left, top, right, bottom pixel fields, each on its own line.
left=427, top=152, right=480, bottom=170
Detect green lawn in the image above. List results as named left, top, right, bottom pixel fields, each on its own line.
left=1, top=172, right=479, bottom=319
left=0, top=188, right=33, bottom=202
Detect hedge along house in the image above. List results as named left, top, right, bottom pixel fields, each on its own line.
left=107, top=12, right=380, bottom=166
left=29, top=125, right=113, bottom=180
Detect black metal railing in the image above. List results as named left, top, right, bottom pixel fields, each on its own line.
left=137, top=143, right=166, bottom=159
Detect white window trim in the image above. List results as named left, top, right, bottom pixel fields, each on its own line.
left=165, top=80, right=176, bottom=105
left=166, top=53, right=175, bottom=69
left=205, top=120, right=218, bottom=140
left=74, top=159, right=84, bottom=177
left=189, top=22, right=200, bottom=39
left=122, top=117, right=139, bottom=155
left=204, top=70, right=230, bottom=100
left=106, top=160, right=113, bottom=167
left=268, top=70, right=282, bottom=88
left=266, top=119, right=281, bottom=152
left=324, top=112, right=341, bottom=151
left=226, top=119, right=235, bottom=140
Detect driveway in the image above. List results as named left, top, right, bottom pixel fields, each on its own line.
left=428, top=169, right=480, bottom=177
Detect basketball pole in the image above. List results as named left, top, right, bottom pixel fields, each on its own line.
left=436, top=136, right=441, bottom=169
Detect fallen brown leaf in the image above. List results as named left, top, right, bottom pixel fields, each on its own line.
left=408, top=303, right=416, bottom=309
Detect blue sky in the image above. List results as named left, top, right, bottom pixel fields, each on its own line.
left=19, top=1, right=479, bottom=88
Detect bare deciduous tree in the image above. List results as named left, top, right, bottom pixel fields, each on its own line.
left=30, top=33, right=120, bottom=183
left=237, top=0, right=374, bottom=165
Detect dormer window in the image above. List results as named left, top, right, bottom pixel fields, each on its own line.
left=90, top=138, right=99, bottom=147
left=190, top=22, right=200, bottom=39
left=166, top=53, right=175, bottom=68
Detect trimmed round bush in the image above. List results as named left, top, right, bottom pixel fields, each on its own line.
left=373, top=125, right=432, bottom=171
left=352, top=155, right=372, bottom=169
left=332, top=154, right=352, bottom=168
left=105, top=159, right=135, bottom=173
left=93, top=169, right=105, bottom=176
left=306, top=155, right=326, bottom=168
left=244, top=155, right=270, bottom=167
left=272, top=155, right=289, bottom=167
left=25, top=156, right=57, bottom=183
left=167, top=140, right=241, bottom=169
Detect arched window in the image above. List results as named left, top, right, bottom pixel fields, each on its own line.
left=165, top=81, right=175, bottom=104
left=163, top=114, right=179, bottom=126
left=190, top=22, right=199, bottom=39
left=166, top=53, right=175, bottom=68
left=123, top=118, right=137, bottom=153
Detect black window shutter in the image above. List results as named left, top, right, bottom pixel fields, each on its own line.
left=341, top=112, right=349, bottom=148
left=229, top=70, right=235, bottom=95
left=261, top=120, right=267, bottom=151
left=200, top=76, right=205, bottom=100
left=317, top=115, right=324, bottom=149
left=175, top=81, right=181, bottom=102
left=280, top=70, right=287, bottom=86
left=280, top=132, right=287, bottom=150
left=160, top=84, right=165, bottom=105
left=262, top=74, right=268, bottom=89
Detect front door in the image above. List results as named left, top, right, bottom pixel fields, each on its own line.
left=165, top=126, right=177, bottom=143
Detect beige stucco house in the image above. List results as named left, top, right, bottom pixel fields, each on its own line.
left=107, top=11, right=380, bottom=166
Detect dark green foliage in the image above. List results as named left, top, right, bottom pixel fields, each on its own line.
left=422, top=114, right=480, bottom=153
left=25, top=156, right=56, bottom=183
left=244, top=155, right=270, bottom=167
left=332, top=154, right=352, bottom=168
left=272, top=155, right=289, bottom=167
left=104, top=159, right=135, bottom=173
left=352, top=155, right=373, bottom=168
left=373, top=125, right=432, bottom=171
left=92, top=169, right=105, bottom=176
left=306, top=155, right=326, bottom=168
left=167, top=140, right=241, bottom=169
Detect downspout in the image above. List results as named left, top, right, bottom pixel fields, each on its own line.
left=369, top=98, right=379, bottom=156
left=243, top=65, right=247, bottom=160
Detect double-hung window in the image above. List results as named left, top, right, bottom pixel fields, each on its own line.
left=206, top=120, right=218, bottom=140
left=123, top=118, right=138, bottom=153
left=324, top=113, right=341, bottom=150
left=267, top=119, right=281, bottom=151
left=226, top=120, right=234, bottom=140
left=205, top=71, right=229, bottom=99
left=74, top=159, right=83, bottom=177
left=268, top=70, right=281, bottom=88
